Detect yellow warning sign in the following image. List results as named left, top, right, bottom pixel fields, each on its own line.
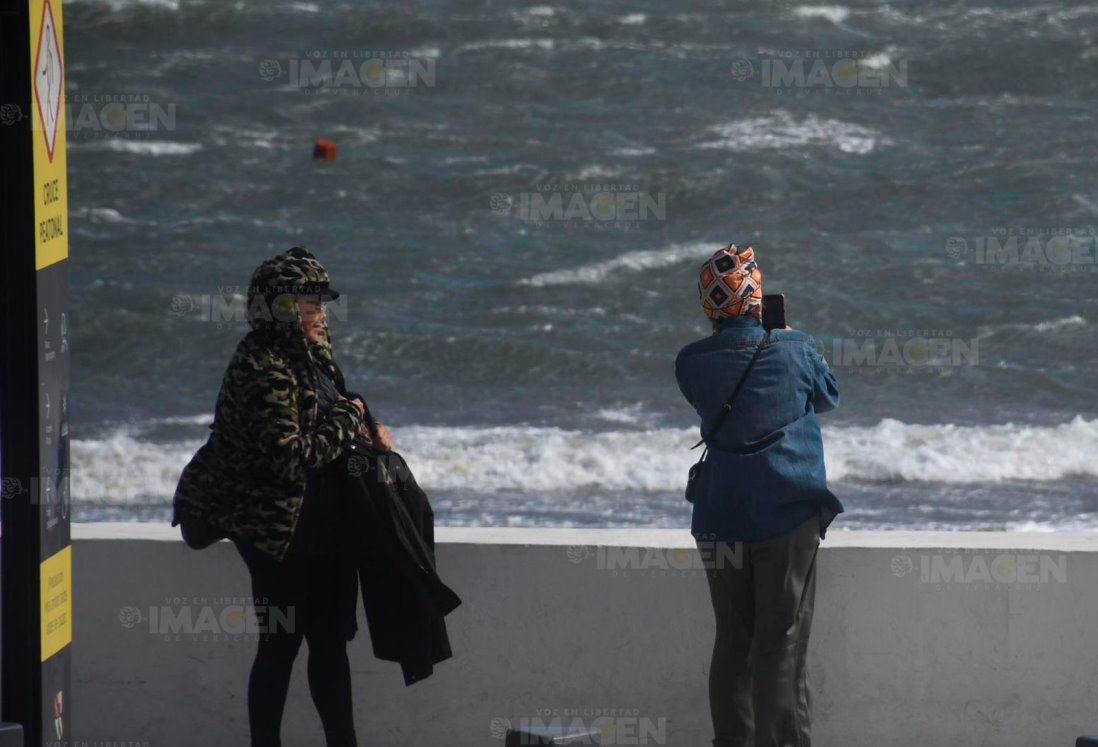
left=30, top=0, right=69, bottom=270
left=40, top=545, right=72, bottom=661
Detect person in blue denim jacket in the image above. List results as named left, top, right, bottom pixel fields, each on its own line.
left=675, top=244, right=842, bottom=747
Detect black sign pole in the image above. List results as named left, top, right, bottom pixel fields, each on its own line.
left=1, top=1, right=73, bottom=746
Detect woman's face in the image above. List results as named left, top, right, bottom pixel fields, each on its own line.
left=298, top=296, right=326, bottom=344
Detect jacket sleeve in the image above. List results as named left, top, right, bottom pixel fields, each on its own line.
left=807, top=343, right=840, bottom=414
left=234, top=350, right=364, bottom=472
left=674, top=351, right=695, bottom=407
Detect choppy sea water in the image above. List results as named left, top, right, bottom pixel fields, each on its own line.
left=63, top=0, right=1098, bottom=531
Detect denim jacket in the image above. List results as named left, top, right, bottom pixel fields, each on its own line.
left=675, top=315, right=843, bottom=543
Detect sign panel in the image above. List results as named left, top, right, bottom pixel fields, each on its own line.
left=40, top=545, right=72, bottom=661
left=2, top=1, right=73, bottom=745
left=31, top=0, right=69, bottom=270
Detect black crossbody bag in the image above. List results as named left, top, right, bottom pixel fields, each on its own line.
left=684, top=332, right=769, bottom=503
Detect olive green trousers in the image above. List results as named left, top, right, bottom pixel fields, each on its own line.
left=698, top=515, right=820, bottom=747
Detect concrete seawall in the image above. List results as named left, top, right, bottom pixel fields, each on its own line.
left=51, top=525, right=1098, bottom=746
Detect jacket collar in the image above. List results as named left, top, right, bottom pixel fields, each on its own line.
left=717, top=315, right=762, bottom=332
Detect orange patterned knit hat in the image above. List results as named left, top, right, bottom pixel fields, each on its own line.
left=698, top=244, right=763, bottom=321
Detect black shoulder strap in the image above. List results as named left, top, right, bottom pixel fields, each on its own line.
left=691, top=332, right=770, bottom=450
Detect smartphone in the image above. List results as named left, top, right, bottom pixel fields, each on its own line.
left=762, top=294, right=786, bottom=331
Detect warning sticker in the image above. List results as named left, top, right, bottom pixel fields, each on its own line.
left=30, top=0, right=69, bottom=270
left=33, top=0, right=63, bottom=161
left=40, top=545, right=72, bottom=661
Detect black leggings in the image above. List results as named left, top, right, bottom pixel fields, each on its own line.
left=235, top=540, right=360, bottom=747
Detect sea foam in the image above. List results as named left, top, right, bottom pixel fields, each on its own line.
left=699, top=112, right=884, bottom=155
left=71, top=416, right=1098, bottom=503
left=71, top=139, right=203, bottom=156
left=518, top=242, right=710, bottom=287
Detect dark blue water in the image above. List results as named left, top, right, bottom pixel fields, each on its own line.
left=63, top=0, right=1098, bottom=530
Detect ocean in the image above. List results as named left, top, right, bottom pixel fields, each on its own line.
left=63, top=0, right=1098, bottom=531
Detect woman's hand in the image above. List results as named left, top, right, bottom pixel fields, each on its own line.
left=337, top=395, right=366, bottom=419
left=375, top=423, right=393, bottom=452
left=358, top=421, right=393, bottom=453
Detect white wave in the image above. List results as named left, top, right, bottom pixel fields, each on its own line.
left=610, top=146, right=655, bottom=156
left=454, top=37, right=635, bottom=55
left=960, top=6, right=1063, bottom=23
left=407, top=46, right=442, bottom=59
left=571, top=164, right=623, bottom=180
left=976, top=315, right=1086, bottom=340
left=526, top=5, right=557, bottom=16
left=518, top=242, right=711, bottom=287
left=620, top=13, right=647, bottom=24
left=1004, top=518, right=1098, bottom=532
left=1073, top=193, right=1098, bottom=210
left=592, top=404, right=648, bottom=425
left=397, top=425, right=696, bottom=492
left=879, top=5, right=929, bottom=25
left=70, top=416, right=1098, bottom=502
left=148, top=414, right=215, bottom=426
left=792, top=5, right=850, bottom=23
left=699, top=111, right=883, bottom=155
left=671, top=42, right=737, bottom=52
left=860, top=49, right=895, bottom=70
left=71, top=207, right=131, bottom=224
left=458, top=38, right=555, bottom=53
left=1052, top=6, right=1098, bottom=22
left=288, top=1, right=319, bottom=11
left=72, top=139, right=202, bottom=156
left=824, top=417, right=1098, bottom=483
left=401, top=418, right=1098, bottom=490
left=473, top=163, right=538, bottom=176
left=441, top=155, right=489, bottom=165
left=325, top=125, right=381, bottom=146
left=208, top=125, right=281, bottom=150
left=167, top=213, right=303, bottom=233
left=68, top=0, right=179, bottom=9
left=72, top=432, right=202, bottom=503
left=567, top=37, right=652, bottom=52
left=491, top=304, right=608, bottom=318
left=1034, top=315, right=1087, bottom=332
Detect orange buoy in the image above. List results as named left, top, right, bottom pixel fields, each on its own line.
left=312, top=139, right=338, bottom=161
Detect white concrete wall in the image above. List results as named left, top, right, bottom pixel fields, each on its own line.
left=56, top=525, right=1098, bottom=747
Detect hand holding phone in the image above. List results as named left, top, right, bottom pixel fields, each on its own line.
left=762, top=294, right=786, bottom=331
